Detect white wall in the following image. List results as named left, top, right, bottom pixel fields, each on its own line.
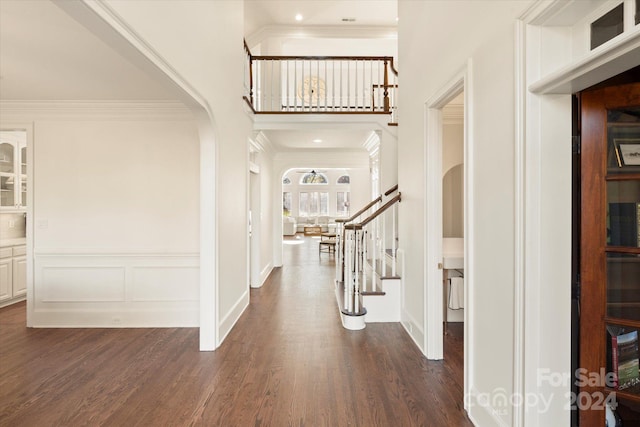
left=443, top=122, right=464, bottom=239
left=1, top=103, right=200, bottom=326
left=398, top=1, right=534, bottom=425
left=378, top=130, right=398, bottom=195
left=103, top=0, right=253, bottom=345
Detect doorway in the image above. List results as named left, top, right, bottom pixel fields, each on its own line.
left=442, top=94, right=465, bottom=333
left=249, top=167, right=261, bottom=288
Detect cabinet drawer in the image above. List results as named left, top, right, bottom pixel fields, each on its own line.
left=12, top=246, right=26, bottom=257
left=0, top=248, right=12, bottom=259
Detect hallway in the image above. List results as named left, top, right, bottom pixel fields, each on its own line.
left=0, top=236, right=471, bottom=426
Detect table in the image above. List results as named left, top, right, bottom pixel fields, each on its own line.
left=304, top=226, right=322, bottom=236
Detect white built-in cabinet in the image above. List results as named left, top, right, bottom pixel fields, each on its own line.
left=0, top=138, right=27, bottom=211
left=0, top=245, right=26, bottom=307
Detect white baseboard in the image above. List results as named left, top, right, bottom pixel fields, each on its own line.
left=217, top=289, right=250, bottom=345
left=467, top=386, right=511, bottom=427
left=0, top=295, right=26, bottom=309
left=251, top=262, right=273, bottom=288
left=401, top=309, right=426, bottom=354
left=30, top=307, right=198, bottom=327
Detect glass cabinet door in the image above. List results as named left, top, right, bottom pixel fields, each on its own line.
left=605, top=106, right=640, bottom=406
left=19, top=145, right=26, bottom=208
left=0, top=132, right=27, bottom=210
left=0, top=142, right=15, bottom=208
left=581, top=83, right=640, bottom=426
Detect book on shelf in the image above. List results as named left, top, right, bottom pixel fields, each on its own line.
left=611, top=330, right=640, bottom=390
left=608, top=203, right=640, bottom=247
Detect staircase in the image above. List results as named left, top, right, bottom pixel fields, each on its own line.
left=335, top=185, right=402, bottom=330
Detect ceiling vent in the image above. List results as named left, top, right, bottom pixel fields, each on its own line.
left=341, top=17, right=356, bottom=22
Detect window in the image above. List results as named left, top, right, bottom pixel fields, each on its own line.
left=591, top=3, right=624, bottom=50
left=283, top=192, right=292, bottom=216
left=337, top=175, right=350, bottom=184
left=301, top=172, right=328, bottom=184
left=283, top=177, right=291, bottom=185
left=337, top=191, right=350, bottom=216
left=299, top=191, right=328, bottom=216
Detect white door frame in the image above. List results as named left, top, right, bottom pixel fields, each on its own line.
left=248, top=158, right=261, bottom=288
left=424, top=64, right=472, bottom=404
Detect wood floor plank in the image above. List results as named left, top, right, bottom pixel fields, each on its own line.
left=0, top=236, right=472, bottom=426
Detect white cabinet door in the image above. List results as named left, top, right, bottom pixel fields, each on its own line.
left=13, top=255, right=26, bottom=296
left=0, top=258, right=12, bottom=301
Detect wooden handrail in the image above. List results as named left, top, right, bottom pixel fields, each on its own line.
left=384, top=184, right=399, bottom=197
left=335, top=195, right=382, bottom=223
left=336, top=184, right=398, bottom=223
left=243, top=40, right=254, bottom=105
left=360, top=193, right=401, bottom=227
left=251, top=55, right=395, bottom=61
left=389, top=58, right=398, bottom=76
left=243, top=39, right=252, bottom=57
left=245, top=52, right=398, bottom=122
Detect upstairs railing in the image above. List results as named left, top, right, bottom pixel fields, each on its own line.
left=243, top=41, right=398, bottom=123
left=336, top=186, right=401, bottom=318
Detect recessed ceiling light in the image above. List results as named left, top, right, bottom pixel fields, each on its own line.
left=313, top=139, right=322, bottom=143
left=295, top=14, right=303, bottom=21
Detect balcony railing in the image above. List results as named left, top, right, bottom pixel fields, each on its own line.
left=244, top=42, right=398, bottom=123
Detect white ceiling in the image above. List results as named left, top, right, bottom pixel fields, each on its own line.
left=0, top=0, right=175, bottom=101
left=245, top=0, right=397, bottom=36
left=263, top=129, right=374, bottom=150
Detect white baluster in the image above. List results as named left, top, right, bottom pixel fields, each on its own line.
left=362, top=229, right=367, bottom=293
left=353, top=228, right=357, bottom=312
left=392, top=203, right=397, bottom=277
left=381, top=213, right=386, bottom=277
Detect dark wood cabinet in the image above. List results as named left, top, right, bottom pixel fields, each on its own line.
left=580, top=81, right=640, bottom=426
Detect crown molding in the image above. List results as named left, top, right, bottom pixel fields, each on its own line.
left=251, top=131, right=276, bottom=154
left=246, top=25, right=397, bottom=48
left=0, top=100, right=194, bottom=121
left=443, top=104, right=464, bottom=125
left=362, top=130, right=380, bottom=155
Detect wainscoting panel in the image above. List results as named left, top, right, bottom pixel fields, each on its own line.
left=42, top=266, right=126, bottom=302
left=33, top=252, right=199, bottom=327
left=131, top=266, right=199, bottom=302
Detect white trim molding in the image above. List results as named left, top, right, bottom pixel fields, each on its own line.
left=0, top=101, right=194, bottom=121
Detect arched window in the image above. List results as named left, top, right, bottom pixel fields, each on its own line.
left=300, top=172, right=328, bottom=184
left=337, top=175, right=350, bottom=184
left=283, top=177, right=291, bottom=185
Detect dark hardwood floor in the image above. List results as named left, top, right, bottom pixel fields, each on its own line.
left=0, top=235, right=472, bottom=426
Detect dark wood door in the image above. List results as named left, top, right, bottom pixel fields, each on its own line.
left=580, top=82, right=640, bottom=426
